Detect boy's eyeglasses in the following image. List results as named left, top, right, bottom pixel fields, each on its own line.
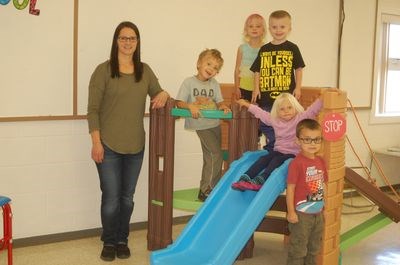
left=299, top=137, right=323, bottom=144
left=118, top=36, right=138, bottom=42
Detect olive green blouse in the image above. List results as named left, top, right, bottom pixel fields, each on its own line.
left=87, top=61, right=163, bottom=154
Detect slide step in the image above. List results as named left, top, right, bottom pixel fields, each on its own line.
left=173, top=188, right=203, bottom=212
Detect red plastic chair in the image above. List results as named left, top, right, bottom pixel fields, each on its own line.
left=0, top=196, right=12, bottom=265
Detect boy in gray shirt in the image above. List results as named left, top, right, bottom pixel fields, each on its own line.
left=176, top=48, right=231, bottom=201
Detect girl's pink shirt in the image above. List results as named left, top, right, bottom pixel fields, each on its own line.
left=248, top=99, right=323, bottom=155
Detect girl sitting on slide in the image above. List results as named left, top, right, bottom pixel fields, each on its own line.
left=231, top=92, right=323, bottom=191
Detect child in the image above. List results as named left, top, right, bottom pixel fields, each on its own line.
left=176, top=48, right=231, bottom=201
left=250, top=10, right=305, bottom=151
left=231, top=92, right=322, bottom=191
left=286, top=118, right=327, bottom=265
left=234, top=13, right=266, bottom=101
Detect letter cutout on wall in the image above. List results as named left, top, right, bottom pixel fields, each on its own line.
left=13, top=0, right=29, bottom=10
left=29, top=0, right=40, bottom=15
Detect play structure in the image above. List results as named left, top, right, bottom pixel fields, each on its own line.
left=151, top=150, right=290, bottom=265
left=146, top=86, right=400, bottom=265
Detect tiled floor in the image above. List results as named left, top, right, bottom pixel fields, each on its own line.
left=2, top=195, right=400, bottom=265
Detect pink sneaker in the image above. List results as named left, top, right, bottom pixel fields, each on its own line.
left=231, top=181, right=247, bottom=191
left=239, top=181, right=262, bottom=191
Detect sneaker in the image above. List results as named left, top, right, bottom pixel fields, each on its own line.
left=197, top=188, right=211, bottom=202
left=252, top=175, right=265, bottom=186
left=197, top=191, right=207, bottom=202
left=231, top=181, right=247, bottom=191
left=197, top=187, right=212, bottom=202
left=238, top=174, right=251, bottom=182
left=116, top=243, right=131, bottom=259
left=239, top=181, right=262, bottom=191
left=100, top=245, right=116, bottom=261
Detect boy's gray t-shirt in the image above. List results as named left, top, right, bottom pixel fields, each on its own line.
left=176, top=76, right=224, bottom=130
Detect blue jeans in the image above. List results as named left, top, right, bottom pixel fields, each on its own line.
left=244, top=151, right=295, bottom=183
left=96, top=144, right=144, bottom=246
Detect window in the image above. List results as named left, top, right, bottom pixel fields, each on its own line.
left=379, top=19, right=400, bottom=114
left=371, top=11, right=400, bottom=123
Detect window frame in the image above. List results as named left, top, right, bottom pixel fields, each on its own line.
left=371, top=9, right=400, bottom=124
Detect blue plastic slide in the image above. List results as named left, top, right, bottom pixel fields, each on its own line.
left=151, top=150, right=291, bottom=265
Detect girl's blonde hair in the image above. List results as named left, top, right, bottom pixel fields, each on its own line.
left=243, top=13, right=266, bottom=42
left=270, top=92, right=304, bottom=119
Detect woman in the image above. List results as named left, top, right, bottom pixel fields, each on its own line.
left=87, top=21, right=169, bottom=261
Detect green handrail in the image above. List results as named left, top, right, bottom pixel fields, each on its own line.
left=171, top=108, right=232, bottom=119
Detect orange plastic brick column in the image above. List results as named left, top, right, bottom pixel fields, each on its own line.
left=301, top=88, right=347, bottom=265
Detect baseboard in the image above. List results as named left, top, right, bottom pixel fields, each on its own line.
left=13, top=215, right=193, bottom=248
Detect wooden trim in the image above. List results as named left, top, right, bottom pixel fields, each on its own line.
left=73, top=0, right=79, bottom=115
left=0, top=0, right=80, bottom=122
left=0, top=115, right=87, bottom=122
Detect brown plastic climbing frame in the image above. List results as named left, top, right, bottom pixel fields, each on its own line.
left=147, top=86, right=348, bottom=265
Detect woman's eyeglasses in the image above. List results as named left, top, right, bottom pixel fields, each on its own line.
left=118, top=36, right=138, bottom=42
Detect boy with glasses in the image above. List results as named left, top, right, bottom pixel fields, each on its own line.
left=286, top=118, right=328, bottom=265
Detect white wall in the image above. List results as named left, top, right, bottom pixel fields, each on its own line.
left=339, top=0, right=376, bottom=107
left=345, top=109, right=400, bottom=183
left=0, top=118, right=203, bottom=239
left=1, top=0, right=400, bottom=240
left=76, top=0, right=340, bottom=113
left=0, top=120, right=98, bottom=238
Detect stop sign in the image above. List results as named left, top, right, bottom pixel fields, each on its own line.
left=322, top=113, right=346, bottom=141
